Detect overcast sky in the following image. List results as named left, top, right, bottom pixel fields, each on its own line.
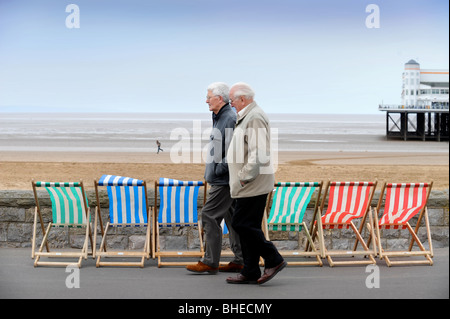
left=0, top=0, right=448, bottom=114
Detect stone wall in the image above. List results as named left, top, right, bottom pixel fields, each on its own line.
left=0, top=189, right=448, bottom=251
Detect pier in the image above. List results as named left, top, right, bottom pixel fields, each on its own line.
left=379, top=60, right=449, bottom=141
left=379, top=105, right=449, bottom=141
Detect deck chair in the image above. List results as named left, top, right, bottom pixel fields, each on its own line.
left=372, top=182, right=434, bottom=266
left=153, top=178, right=207, bottom=267
left=313, top=181, right=378, bottom=266
left=31, top=181, right=92, bottom=268
left=264, top=182, right=324, bottom=266
left=94, top=175, right=151, bottom=268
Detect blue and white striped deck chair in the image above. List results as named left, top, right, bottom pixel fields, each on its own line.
left=31, top=180, right=92, bottom=268
left=94, top=175, right=151, bottom=267
left=154, top=178, right=207, bottom=267
left=219, top=214, right=233, bottom=260
left=222, top=220, right=229, bottom=235
left=264, top=181, right=324, bottom=266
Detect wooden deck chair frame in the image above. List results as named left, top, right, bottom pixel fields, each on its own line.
left=263, top=182, right=324, bottom=266
left=153, top=178, right=207, bottom=267
left=371, top=181, right=434, bottom=266
left=31, top=180, right=92, bottom=268
left=312, top=181, right=378, bottom=267
left=94, top=175, right=151, bottom=268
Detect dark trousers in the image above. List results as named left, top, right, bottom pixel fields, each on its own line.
left=201, top=185, right=243, bottom=268
left=232, top=193, right=284, bottom=280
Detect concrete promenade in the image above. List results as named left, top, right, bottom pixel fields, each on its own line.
left=0, top=248, right=448, bottom=300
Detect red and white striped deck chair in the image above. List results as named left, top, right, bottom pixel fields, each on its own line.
left=372, top=182, right=433, bottom=266
left=314, top=181, right=378, bottom=266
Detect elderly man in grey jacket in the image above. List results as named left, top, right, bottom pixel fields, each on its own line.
left=186, top=82, right=243, bottom=274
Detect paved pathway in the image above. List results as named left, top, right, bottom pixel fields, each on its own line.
left=1, top=248, right=448, bottom=300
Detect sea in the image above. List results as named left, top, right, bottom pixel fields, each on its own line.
left=0, top=113, right=448, bottom=154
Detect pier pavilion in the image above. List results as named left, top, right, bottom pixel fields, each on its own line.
left=380, top=60, right=449, bottom=141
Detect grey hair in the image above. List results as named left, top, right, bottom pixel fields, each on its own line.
left=230, top=82, right=255, bottom=99
left=207, top=82, right=230, bottom=104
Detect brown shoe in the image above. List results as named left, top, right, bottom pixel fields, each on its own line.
left=219, top=262, right=244, bottom=273
left=226, top=274, right=258, bottom=284
left=257, top=261, right=287, bottom=285
left=186, top=261, right=218, bottom=274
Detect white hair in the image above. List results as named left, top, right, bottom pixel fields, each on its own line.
left=207, top=82, right=230, bottom=103
left=230, top=82, right=255, bottom=99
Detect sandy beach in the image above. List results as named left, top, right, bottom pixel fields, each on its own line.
left=0, top=150, right=448, bottom=190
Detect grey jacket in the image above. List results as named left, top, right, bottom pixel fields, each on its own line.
left=204, top=104, right=237, bottom=186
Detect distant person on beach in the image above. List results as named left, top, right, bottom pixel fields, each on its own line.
left=156, top=140, right=163, bottom=154
left=186, top=82, right=244, bottom=275
left=226, top=82, right=286, bottom=285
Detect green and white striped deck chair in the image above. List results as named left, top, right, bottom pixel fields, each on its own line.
left=31, top=181, right=92, bottom=268
left=153, top=178, right=207, bottom=267
left=94, top=175, right=151, bottom=268
left=264, top=181, right=324, bottom=266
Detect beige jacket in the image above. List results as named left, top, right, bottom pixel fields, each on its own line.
left=227, top=101, right=275, bottom=198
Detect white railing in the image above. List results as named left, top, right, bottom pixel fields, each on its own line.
left=379, top=104, right=449, bottom=111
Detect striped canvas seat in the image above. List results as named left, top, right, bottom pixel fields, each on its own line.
left=378, top=183, right=430, bottom=229
left=373, top=182, right=433, bottom=266
left=221, top=220, right=229, bottom=234
left=98, top=174, right=147, bottom=226
left=157, top=178, right=203, bottom=226
left=263, top=181, right=324, bottom=266
left=313, top=181, right=377, bottom=266
left=268, top=182, right=319, bottom=232
left=321, top=182, right=375, bottom=229
left=154, top=178, right=207, bottom=267
left=37, top=181, right=89, bottom=227
left=31, top=181, right=92, bottom=268
left=94, top=175, right=151, bottom=267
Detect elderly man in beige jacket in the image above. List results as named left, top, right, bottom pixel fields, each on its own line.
left=226, top=82, right=286, bottom=285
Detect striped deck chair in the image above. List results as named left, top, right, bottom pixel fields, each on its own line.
left=94, top=175, right=151, bottom=267
left=372, top=182, right=434, bottom=266
left=313, top=181, right=378, bottom=266
left=222, top=220, right=229, bottom=235
left=264, top=182, right=324, bottom=266
left=31, top=181, right=92, bottom=268
left=153, top=178, right=207, bottom=267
